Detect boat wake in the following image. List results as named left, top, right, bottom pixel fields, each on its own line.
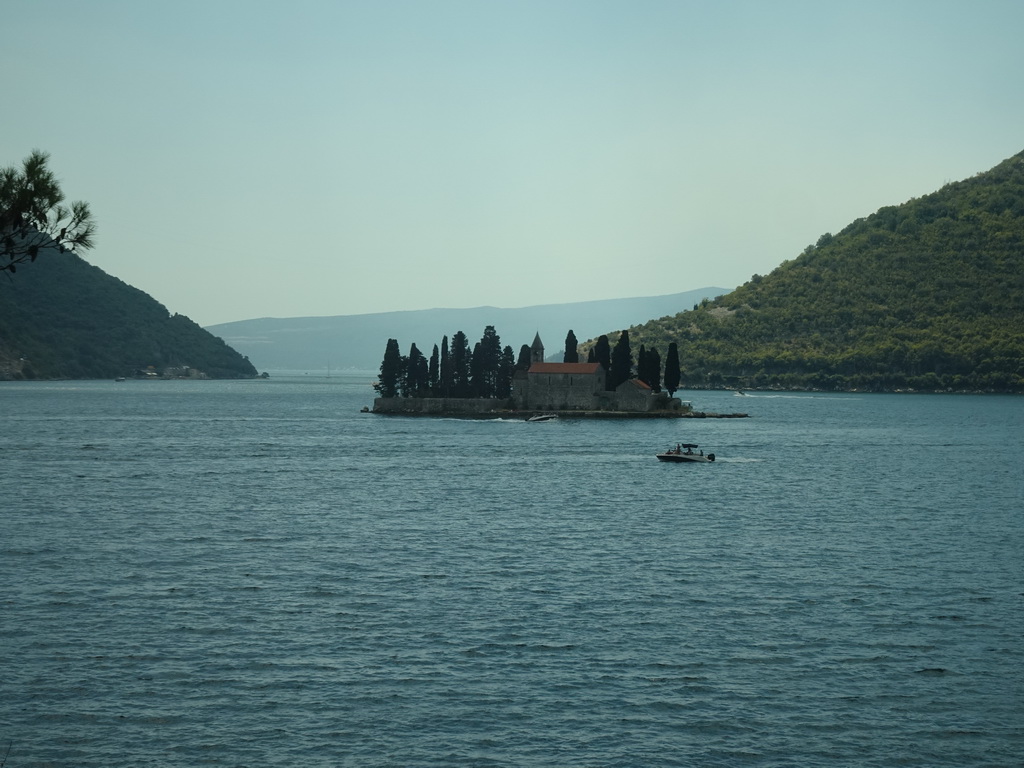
left=737, top=393, right=861, bottom=400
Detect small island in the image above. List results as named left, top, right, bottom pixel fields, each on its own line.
left=371, top=329, right=748, bottom=419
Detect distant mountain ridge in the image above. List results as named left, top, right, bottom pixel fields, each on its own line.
left=206, top=288, right=728, bottom=372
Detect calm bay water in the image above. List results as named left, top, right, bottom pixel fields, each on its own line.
left=1, top=376, right=1021, bottom=767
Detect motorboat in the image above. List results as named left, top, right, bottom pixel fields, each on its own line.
left=657, top=443, right=715, bottom=462
left=527, top=413, right=558, bottom=422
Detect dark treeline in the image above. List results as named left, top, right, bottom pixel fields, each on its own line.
left=374, top=326, right=518, bottom=399
left=584, top=330, right=682, bottom=395
left=376, top=326, right=686, bottom=398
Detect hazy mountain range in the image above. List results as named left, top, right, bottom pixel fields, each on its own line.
left=205, top=288, right=728, bottom=373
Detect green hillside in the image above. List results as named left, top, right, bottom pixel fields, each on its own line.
left=0, top=250, right=258, bottom=380
left=617, top=151, right=1024, bottom=392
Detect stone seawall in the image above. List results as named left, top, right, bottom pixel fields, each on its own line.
left=371, top=397, right=748, bottom=419
left=372, top=397, right=513, bottom=415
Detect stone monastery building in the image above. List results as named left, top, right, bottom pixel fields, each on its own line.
left=511, top=333, right=684, bottom=413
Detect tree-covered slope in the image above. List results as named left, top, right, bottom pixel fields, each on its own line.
left=0, top=250, right=258, bottom=380
left=618, top=151, right=1024, bottom=392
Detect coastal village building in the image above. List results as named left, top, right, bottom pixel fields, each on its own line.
left=511, top=333, right=684, bottom=413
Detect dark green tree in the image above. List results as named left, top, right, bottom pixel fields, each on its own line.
left=439, top=335, right=452, bottom=397
left=594, top=334, right=611, bottom=374
left=636, top=345, right=662, bottom=391
left=609, top=330, right=633, bottom=390
left=403, top=343, right=427, bottom=397
left=374, top=338, right=402, bottom=398
left=450, top=330, right=472, bottom=397
left=470, top=341, right=485, bottom=396
left=516, top=344, right=532, bottom=371
left=415, top=348, right=429, bottom=395
left=564, top=330, right=579, bottom=363
left=428, top=344, right=440, bottom=394
left=2, top=150, right=96, bottom=273
left=664, top=342, right=680, bottom=395
left=474, top=325, right=503, bottom=397
left=496, top=345, right=515, bottom=399
left=647, top=347, right=662, bottom=392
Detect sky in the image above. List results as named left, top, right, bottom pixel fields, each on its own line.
left=3, top=0, right=1023, bottom=327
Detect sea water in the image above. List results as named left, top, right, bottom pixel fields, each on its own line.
left=1, top=376, right=1021, bottom=767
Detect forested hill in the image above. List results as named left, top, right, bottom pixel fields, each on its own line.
left=0, top=250, right=258, bottom=380
left=617, top=150, right=1024, bottom=392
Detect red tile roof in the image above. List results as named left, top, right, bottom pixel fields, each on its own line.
left=528, top=362, right=603, bottom=375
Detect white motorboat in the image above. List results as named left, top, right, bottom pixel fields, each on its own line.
left=527, top=413, right=558, bottom=422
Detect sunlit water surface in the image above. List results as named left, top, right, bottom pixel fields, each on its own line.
left=2, top=376, right=1021, bottom=767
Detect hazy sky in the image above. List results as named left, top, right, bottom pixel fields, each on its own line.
left=4, top=0, right=1023, bottom=327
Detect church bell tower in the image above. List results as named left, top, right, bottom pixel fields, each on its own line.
left=530, top=332, right=545, bottom=365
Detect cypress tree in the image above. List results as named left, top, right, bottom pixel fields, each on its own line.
left=374, top=338, right=402, bottom=398
left=415, top=347, right=429, bottom=396
left=450, top=330, right=472, bottom=397
left=440, top=335, right=452, bottom=397
left=648, top=347, right=662, bottom=392
left=428, top=344, right=439, bottom=395
left=470, top=341, right=485, bottom=396
left=637, top=345, right=648, bottom=386
left=403, top=343, right=427, bottom=397
left=516, top=344, right=532, bottom=371
left=609, top=330, right=633, bottom=390
left=664, top=342, right=680, bottom=396
left=475, top=325, right=502, bottom=397
left=594, top=334, right=611, bottom=377
left=564, top=330, right=579, bottom=363
left=496, top=345, right=515, bottom=399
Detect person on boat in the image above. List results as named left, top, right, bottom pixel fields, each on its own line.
left=675, top=443, right=682, bottom=454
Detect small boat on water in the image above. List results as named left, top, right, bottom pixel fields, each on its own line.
left=527, top=413, right=558, bottom=422
left=657, top=443, right=715, bottom=462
